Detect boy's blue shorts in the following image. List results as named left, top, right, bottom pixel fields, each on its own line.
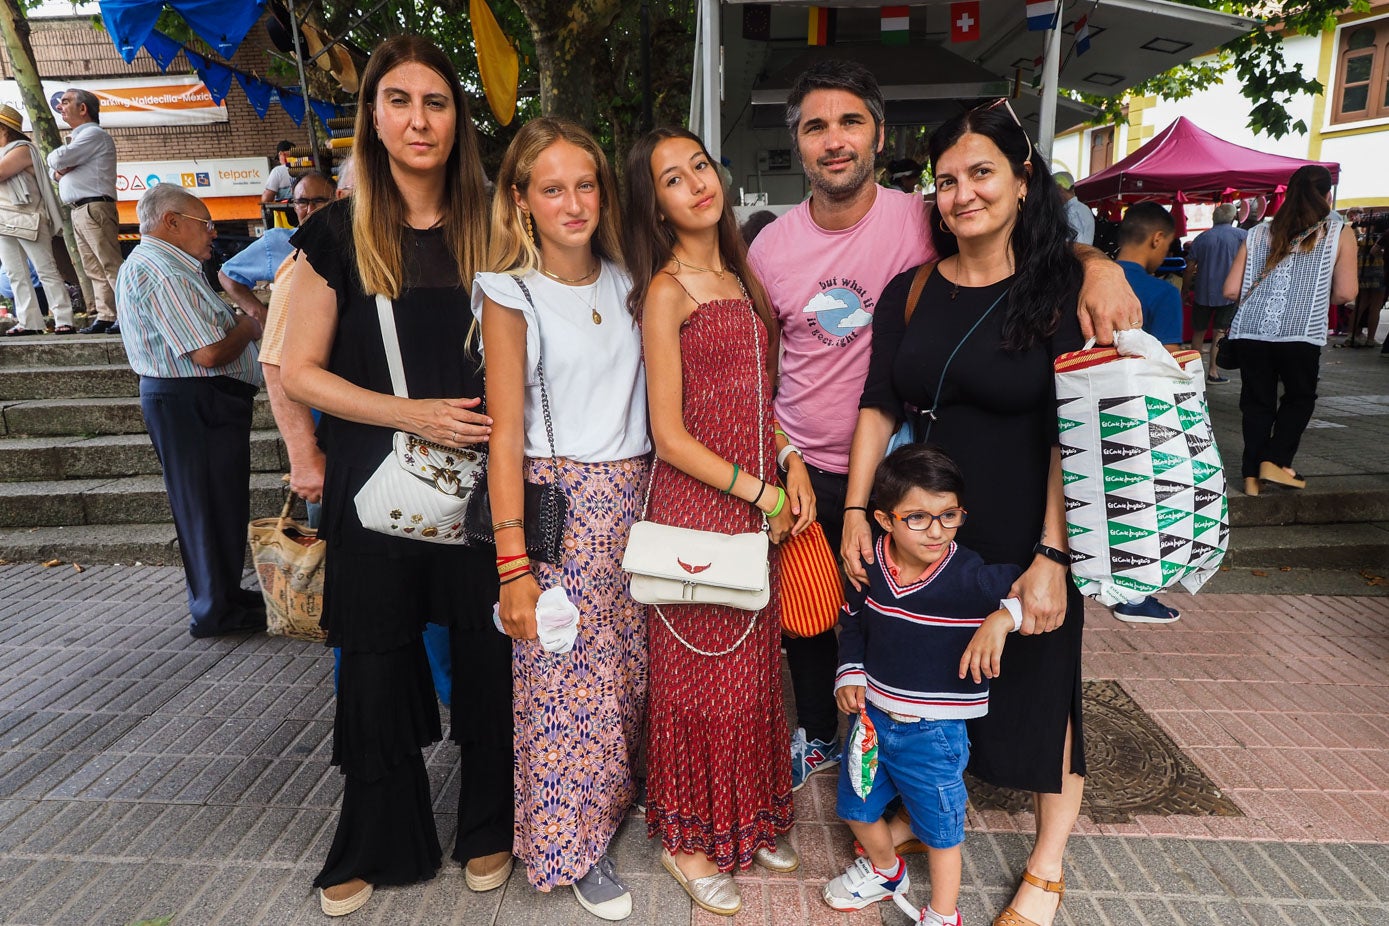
left=836, top=702, right=970, bottom=850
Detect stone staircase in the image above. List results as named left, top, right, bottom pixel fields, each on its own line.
left=0, top=334, right=287, bottom=565
left=1, top=331, right=1385, bottom=578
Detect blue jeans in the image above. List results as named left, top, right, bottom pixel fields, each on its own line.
left=836, top=703, right=970, bottom=849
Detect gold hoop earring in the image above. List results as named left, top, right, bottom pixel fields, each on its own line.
left=939, top=216, right=951, bottom=234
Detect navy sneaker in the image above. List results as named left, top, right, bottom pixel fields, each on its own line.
left=791, top=726, right=841, bottom=791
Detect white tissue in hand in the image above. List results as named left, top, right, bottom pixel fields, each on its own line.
left=491, top=586, right=579, bottom=654
left=535, top=585, right=580, bottom=653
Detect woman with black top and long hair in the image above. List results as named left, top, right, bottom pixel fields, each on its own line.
left=281, top=36, right=513, bottom=917
left=841, top=101, right=1085, bottom=926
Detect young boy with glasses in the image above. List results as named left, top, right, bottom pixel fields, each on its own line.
left=825, top=444, right=1024, bottom=926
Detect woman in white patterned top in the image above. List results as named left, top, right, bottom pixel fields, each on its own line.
left=1222, top=165, right=1358, bottom=497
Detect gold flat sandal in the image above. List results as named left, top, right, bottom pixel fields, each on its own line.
left=660, top=849, right=741, bottom=916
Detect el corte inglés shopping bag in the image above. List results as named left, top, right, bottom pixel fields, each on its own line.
left=1053, top=328, right=1228, bottom=606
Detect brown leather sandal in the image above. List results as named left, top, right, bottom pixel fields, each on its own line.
left=991, top=869, right=1065, bottom=926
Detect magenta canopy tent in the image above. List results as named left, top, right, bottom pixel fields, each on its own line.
left=1073, top=116, right=1340, bottom=207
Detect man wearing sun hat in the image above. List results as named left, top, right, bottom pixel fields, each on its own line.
left=48, top=87, right=123, bottom=335
left=0, top=103, right=78, bottom=336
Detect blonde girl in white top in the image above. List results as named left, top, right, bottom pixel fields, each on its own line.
left=472, top=117, right=649, bottom=922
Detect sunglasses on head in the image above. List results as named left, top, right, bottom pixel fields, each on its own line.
left=971, top=97, right=1035, bottom=169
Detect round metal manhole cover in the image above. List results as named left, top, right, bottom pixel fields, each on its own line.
left=966, top=680, right=1242, bottom=823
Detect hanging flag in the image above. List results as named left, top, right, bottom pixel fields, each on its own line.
left=742, top=4, right=771, bottom=41
left=470, top=0, right=520, bottom=126
left=1075, top=14, right=1092, bottom=55
left=949, top=2, right=980, bottom=42
left=1026, top=0, right=1058, bottom=31
left=236, top=73, right=272, bottom=118
left=881, top=6, right=910, bottom=45
left=808, top=7, right=836, bottom=45
left=141, top=31, right=182, bottom=71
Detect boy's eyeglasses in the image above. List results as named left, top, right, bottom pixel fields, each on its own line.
left=972, top=97, right=1035, bottom=165
left=887, top=508, right=969, bottom=532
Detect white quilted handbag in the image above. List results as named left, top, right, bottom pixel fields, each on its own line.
left=354, top=294, right=485, bottom=544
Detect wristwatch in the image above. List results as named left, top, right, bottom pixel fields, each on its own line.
left=1032, top=542, right=1071, bottom=567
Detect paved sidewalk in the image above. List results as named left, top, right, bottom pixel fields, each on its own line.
left=1, top=564, right=1387, bottom=925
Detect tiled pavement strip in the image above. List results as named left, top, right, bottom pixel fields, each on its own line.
left=1, top=564, right=1387, bottom=926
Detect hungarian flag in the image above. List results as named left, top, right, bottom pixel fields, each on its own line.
left=950, top=1, right=980, bottom=42
left=808, top=6, right=836, bottom=45
left=1075, top=14, right=1092, bottom=55
left=881, top=6, right=909, bottom=45
left=1026, top=0, right=1057, bottom=30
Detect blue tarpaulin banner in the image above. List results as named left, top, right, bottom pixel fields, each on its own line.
left=100, top=0, right=267, bottom=63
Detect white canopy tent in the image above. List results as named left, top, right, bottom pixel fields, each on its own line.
left=692, top=0, right=1260, bottom=162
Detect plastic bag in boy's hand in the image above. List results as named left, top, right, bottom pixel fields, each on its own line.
left=848, top=707, right=879, bottom=800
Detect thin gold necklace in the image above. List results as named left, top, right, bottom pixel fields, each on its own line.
left=672, top=252, right=726, bottom=280
left=539, top=263, right=598, bottom=285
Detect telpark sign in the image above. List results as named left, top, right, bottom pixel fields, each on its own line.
left=115, top=158, right=269, bottom=201
left=0, top=74, right=228, bottom=128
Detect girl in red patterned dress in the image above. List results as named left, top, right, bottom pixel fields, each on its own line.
left=624, top=128, right=818, bottom=917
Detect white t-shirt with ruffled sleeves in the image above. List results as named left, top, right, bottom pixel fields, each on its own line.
left=471, top=260, right=650, bottom=463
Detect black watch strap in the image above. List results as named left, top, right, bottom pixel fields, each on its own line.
left=1033, top=542, right=1070, bottom=567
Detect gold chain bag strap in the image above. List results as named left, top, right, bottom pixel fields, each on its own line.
left=622, top=283, right=770, bottom=657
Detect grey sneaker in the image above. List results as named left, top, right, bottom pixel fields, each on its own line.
left=573, top=854, right=632, bottom=921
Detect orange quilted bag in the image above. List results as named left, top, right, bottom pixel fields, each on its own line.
left=778, top=521, right=845, bottom=638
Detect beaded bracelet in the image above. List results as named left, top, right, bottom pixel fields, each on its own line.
left=723, top=463, right=741, bottom=495
left=768, top=487, right=787, bottom=518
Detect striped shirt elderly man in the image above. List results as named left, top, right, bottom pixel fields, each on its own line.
left=117, top=183, right=266, bottom=639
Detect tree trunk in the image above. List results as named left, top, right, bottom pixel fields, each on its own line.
left=0, top=0, right=93, bottom=308
left=513, top=0, right=622, bottom=124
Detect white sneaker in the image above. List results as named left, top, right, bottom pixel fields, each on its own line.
left=823, top=856, right=916, bottom=916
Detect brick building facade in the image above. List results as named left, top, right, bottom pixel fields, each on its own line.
left=2, top=16, right=316, bottom=168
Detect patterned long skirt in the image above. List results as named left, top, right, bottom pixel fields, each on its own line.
left=512, top=454, right=650, bottom=889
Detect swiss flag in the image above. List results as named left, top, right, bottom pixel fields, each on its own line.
left=950, top=1, right=981, bottom=42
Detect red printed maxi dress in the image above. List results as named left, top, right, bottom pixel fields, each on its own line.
left=643, top=294, right=793, bottom=871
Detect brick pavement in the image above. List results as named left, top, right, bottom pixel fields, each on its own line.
left=2, top=565, right=1388, bottom=925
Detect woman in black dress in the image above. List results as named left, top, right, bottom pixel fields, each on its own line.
left=280, top=36, right=512, bottom=917
left=841, top=101, right=1085, bottom=926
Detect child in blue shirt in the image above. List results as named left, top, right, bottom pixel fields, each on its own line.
left=823, top=445, right=1024, bottom=926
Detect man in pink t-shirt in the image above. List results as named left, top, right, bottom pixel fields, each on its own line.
left=749, top=60, right=933, bottom=791
left=749, top=60, right=1140, bottom=793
